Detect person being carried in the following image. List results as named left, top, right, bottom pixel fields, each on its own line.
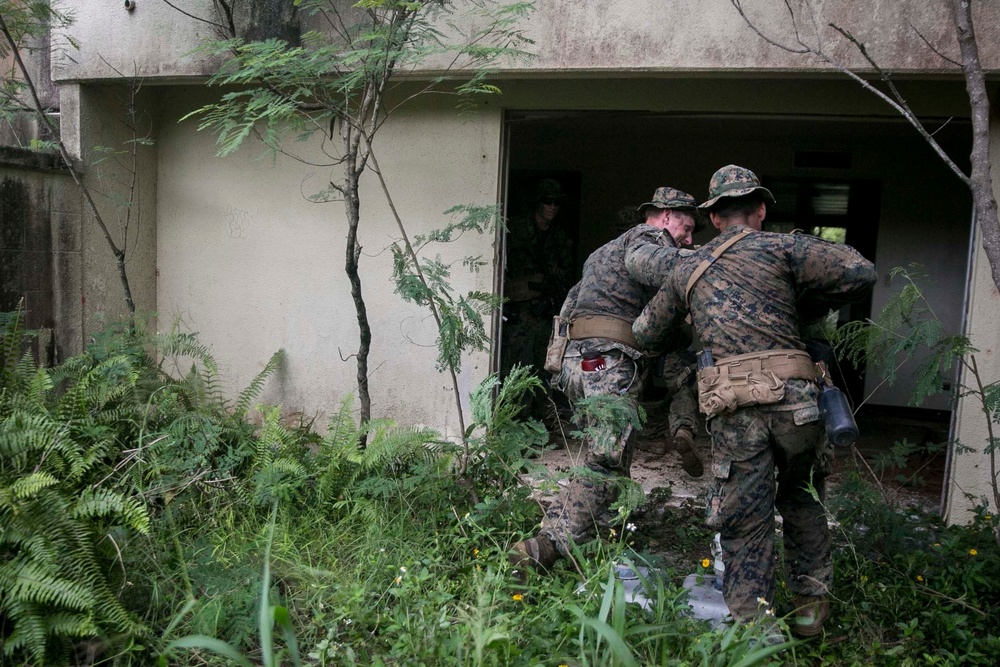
left=633, top=165, right=877, bottom=637
left=510, top=187, right=701, bottom=573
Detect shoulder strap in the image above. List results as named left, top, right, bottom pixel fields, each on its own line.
left=684, top=228, right=754, bottom=307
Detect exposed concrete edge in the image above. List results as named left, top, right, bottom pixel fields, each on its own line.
left=0, top=145, right=69, bottom=174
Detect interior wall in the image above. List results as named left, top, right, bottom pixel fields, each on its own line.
left=509, top=114, right=972, bottom=410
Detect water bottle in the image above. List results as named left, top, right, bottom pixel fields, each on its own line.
left=818, top=384, right=859, bottom=447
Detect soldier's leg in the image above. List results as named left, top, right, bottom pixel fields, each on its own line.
left=705, top=409, right=777, bottom=620
left=540, top=350, right=639, bottom=555
left=772, top=413, right=833, bottom=598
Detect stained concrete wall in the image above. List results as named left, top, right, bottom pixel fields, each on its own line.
left=53, top=0, right=1000, bottom=83
left=0, top=147, right=82, bottom=362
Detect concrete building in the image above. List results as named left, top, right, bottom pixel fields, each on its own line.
left=2, top=0, right=999, bottom=524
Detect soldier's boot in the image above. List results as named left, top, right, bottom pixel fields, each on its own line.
left=508, top=535, right=560, bottom=582
left=673, top=428, right=704, bottom=478
left=790, top=595, right=830, bottom=638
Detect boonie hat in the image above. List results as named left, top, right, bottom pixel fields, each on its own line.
left=637, top=187, right=699, bottom=214
left=637, top=187, right=704, bottom=231
left=699, top=165, right=776, bottom=210
left=535, top=178, right=565, bottom=202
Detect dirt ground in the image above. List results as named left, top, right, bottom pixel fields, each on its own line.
left=526, top=407, right=945, bottom=575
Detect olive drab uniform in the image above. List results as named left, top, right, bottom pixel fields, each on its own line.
left=540, top=189, right=700, bottom=553
left=633, top=224, right=876, bottom=620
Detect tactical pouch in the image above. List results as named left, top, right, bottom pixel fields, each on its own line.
left=544, top=316, right=570, bottom=374
left=696, top=364, right=786, bottom=418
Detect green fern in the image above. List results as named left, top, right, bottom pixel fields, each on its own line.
left=0, top=308, right=150, bottom=663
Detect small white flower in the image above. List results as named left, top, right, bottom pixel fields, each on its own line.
left=765, top=608, right=775, bottom=617
left=626, top=522, right=637, bottom=533
left=399, top=566, right=407, bottom=573
left=756, top=597, right=769, bottom=607
left=379, top=548, right=385, bottom=553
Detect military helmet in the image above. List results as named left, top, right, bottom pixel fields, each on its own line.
left=534, top=178, right=565, bottom=202
left=698, top=165, right=776, bottom=210
left=637, top=187, right=704, bottom=231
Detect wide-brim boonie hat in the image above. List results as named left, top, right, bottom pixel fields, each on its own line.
left=637, top=186, right=704, bottom=230
left=699, top=165, right=776, bottom=210
left=637, top=186, right=698, bottom=213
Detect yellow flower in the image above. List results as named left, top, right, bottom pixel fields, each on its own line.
left=985, top=515, right=993, bottom=521
left=860, top=575, right=868, bottom=583
left=701, top=558, right=711, bottom=568
left=394, top=576, right=401, bottom=584
left=916, top=575, right=924, bottom=582
left=473, top=548, right=480, bottom=557
left=933, top=543, right=941, bottom=548
left=512, top=593, right=524, bottom=602
left=970, top=548, right=978, bottom=556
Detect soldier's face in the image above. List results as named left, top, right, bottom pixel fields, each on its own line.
left=665, top=211, right=696, bottom=246
left=536, top=198, right=560, bottom=225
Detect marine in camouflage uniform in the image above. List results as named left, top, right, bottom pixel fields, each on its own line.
left=632, top=166, right=876, bottom=635
left=502, top=179, right=574, bottom=418
left=510, top=187, right=702, bottom=572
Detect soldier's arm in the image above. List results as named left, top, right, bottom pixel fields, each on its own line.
left=632, top=282, right=687, bottom=353
left=791, top=236, right=877, bottom=311
left=624, top=227, right=677, bottom=287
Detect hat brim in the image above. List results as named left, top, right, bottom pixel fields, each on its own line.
left=637, top=202, right=700, bottom=214
left=698, top=186, right=776, bottom=210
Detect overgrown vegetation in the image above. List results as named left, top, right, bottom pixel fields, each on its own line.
left=3, top=266, right=1000, bottom=665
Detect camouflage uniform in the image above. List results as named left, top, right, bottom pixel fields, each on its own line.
left=502, top=184, right=573, bottom=417
left=633, top=172, right=876, bottom=620
left=539, top=188, right=698, bottom=554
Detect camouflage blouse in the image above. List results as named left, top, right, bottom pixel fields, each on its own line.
left=633, top=225, right=877, bottom=357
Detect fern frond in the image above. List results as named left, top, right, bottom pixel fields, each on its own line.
left=234, top=349, right=285, bottom=417
left=71, top=488, right=150, bottom=535
left=9, top=471, right=58, bottom=499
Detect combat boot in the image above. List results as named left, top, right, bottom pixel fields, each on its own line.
left=790, top=594, right=830, bottom=638
left=508, top=535, right=560, bottom=580
left=673, top=428, right=704, bottom=478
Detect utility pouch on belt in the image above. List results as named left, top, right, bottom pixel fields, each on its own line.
left=696, top=349, right=819, bottom=418
left=543, top=316, right=570, bottom=374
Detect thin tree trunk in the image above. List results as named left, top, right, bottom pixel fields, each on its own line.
left=343, top=167, right=372, bottom=438
left=952, top=0, right=1000, bottom=293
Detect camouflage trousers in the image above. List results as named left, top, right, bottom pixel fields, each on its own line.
left=541, top=348, right=642, bottom=555
left=655, top=349, right=699, bottom=436
left=706, top=403, right=833, bottom=620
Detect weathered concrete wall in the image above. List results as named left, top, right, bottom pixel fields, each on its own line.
left=57, top=83, right=159, bottom=334
left=0, top=147, right=83, bottom=362
left=945, top=119, right=1000, bottom=524
left=154, top=86, right=499, bottom=434
left=53, top=0, right=1000, bottom=83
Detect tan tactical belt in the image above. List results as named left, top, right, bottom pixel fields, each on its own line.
left=567, top=314, right=639, bottom=349
left=696, top=348, right=819, bottom=417
left=710, top=349, right=819, bottom=382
